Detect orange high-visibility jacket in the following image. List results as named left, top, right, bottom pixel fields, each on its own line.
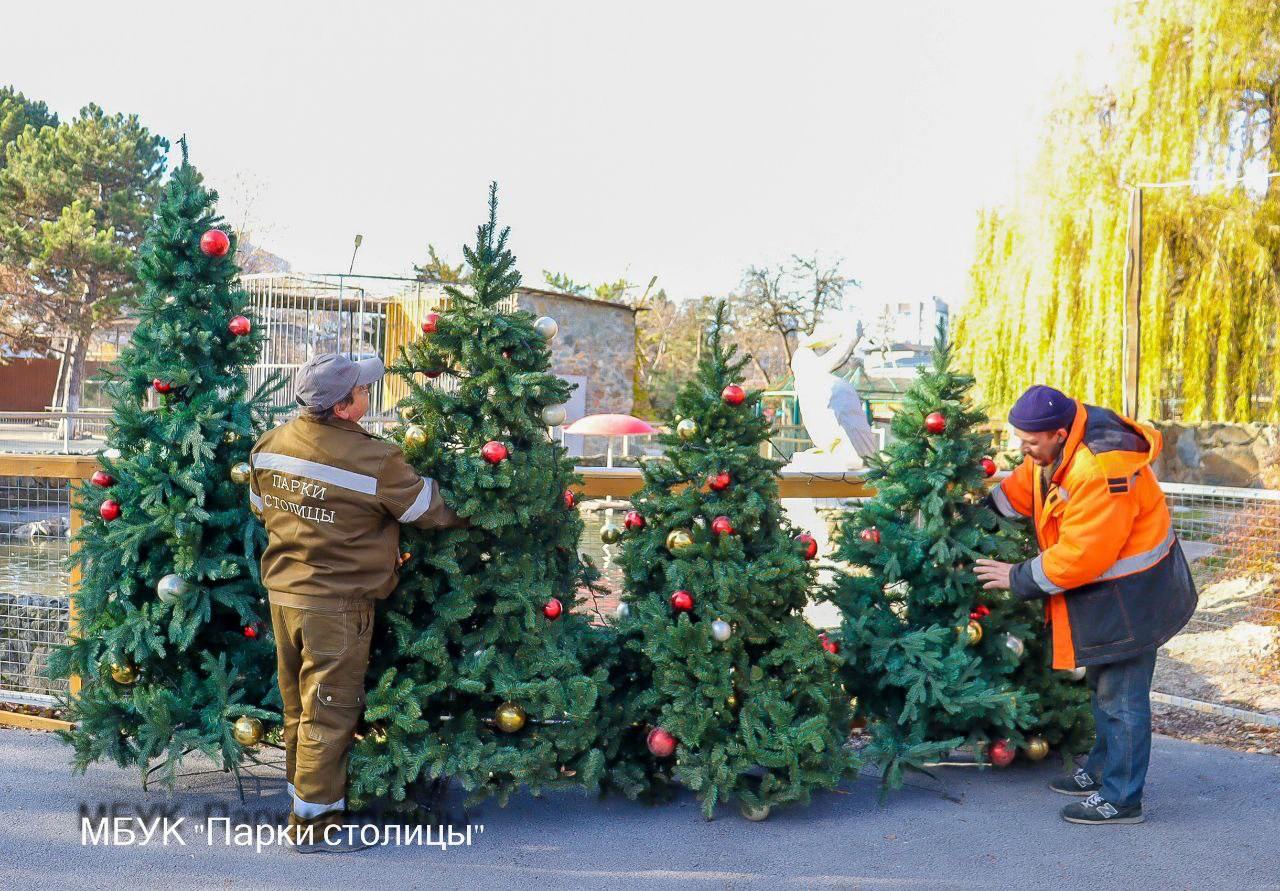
left=992, top=401, right=1197, bottom=669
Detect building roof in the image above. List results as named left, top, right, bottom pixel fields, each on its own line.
left=515, top=285, right=636, bottom=314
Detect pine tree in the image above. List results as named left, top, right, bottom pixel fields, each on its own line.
left=607, top=302, right=853, bottom=821
left=348, top=184, right=617, bottom=813
left=49, top=143, right=287, bottom=786
left=829, top=323, right=1091, bottom=790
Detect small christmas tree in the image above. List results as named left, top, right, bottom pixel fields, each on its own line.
left=348, top=185, right=616, bottom=812
left=50, top=142, right=286, bottom=786
left=607, top=302, right=853, bottom=821
left=829, top=322, right=1091, bottom=789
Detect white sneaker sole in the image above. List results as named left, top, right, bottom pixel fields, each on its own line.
left=1062, top=812, right=1145, bottom=825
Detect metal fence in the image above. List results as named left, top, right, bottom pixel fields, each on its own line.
left=1154, top=484, right=1280, bottom=725
left=242, top=272, right=519, bottom=428
left=0, top=474, right=73, bottom=701
left=2, top=462, right=1277, bottom=729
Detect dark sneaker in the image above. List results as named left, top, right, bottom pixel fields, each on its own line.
left=1061, top=793, right=1144, bottom=825
left=288, top=812, right=375, bottom=854
left=1049, top=768, right=1101, bottom=796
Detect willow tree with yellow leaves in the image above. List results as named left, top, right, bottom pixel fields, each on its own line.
left=957, top=0, right=1280, bottom=423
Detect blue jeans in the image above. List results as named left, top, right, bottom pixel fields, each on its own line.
left=1084, top=648, right=1158, bottom=808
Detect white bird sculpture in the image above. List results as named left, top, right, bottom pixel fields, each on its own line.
left=790, top=323, right=878, bottom=467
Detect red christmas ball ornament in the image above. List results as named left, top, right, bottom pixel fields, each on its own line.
left=859, top=527, right=881, bottom=544
left=152, top=379, right=173, bottom=394
left=708, top=472, right=731, bottom=492
left=988, top=738, right=1016, bottom=768
left=543, top=598, right=563, bottom=620
left=795, top=533, right=818, bottom=560
left=670, top=590, right=694, bottom=612
left=90, top=470, right=114, bottom=488
left=421, top=312, right=441, bottom=334
left=981, top=457, right=997, bottom=478
left=646, top=726, right=677, bottom=758
left=820, top=633, right=840, bottom=654
left=624, top=510, right=646, bottom=531
left=721, top=384, right=746, bottom=406
left=970, top=604, right=991, bottom=620
left=563, top=489, right=577, bottom=509
left=199, top=229, right=231, bottom=258
left=711, top=515, right=734, bottom=536
left=425, top=369, right=443, bottom=379
left=99, top=499, right=121, bottom=521
left=243, top=625, right=258, bottom=639
left=228, top=315, right=251, bottom=336
left=481, top=441, right=509, bottom=464
left=924, top=411, right=947, bottom=434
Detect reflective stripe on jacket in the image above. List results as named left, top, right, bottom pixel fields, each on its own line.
left=249, top=414, right=464, bottom=601
left=992, top=402, right=1197, bottom=669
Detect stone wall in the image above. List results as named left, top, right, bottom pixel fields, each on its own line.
left=515, top=288, right=636, bottom=417
left=1151, top=422, right=1280, bottom=489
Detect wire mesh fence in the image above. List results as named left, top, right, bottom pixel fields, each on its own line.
left=2, top=466, right=1278, bottom=725
left=1155, top=484, right=1280, bottom=724
left=0, top=475, right=72, bottom=700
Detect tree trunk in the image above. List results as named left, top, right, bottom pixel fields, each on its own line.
left=59, top=333, right=90, bottom=442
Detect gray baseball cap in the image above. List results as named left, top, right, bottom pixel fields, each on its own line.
left=295, top=353, right=385, bottom=411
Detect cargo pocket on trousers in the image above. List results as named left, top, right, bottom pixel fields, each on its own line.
left=306, top=683, right=365, bottom=744
left=302, top=610, right=348, bottom=657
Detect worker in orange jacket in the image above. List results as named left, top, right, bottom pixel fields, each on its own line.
left=975, top=385, right=1197, bottom=826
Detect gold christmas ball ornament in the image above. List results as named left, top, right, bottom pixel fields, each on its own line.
left=1025, top=735, right=1050, bottom=761
left=109, top=662, right=138, bottom=685
left=1068, top=667, right=1087, bottom=681
left=229, top=462, right=251, bottom=484
left=965, top=619, right=983, bottom=646
left=600, top=522, right=623, bottom=545
left=403, top=425, right=429, bottom=448
left=739, top=801, right=771, bottom=822
left=541, top=404, right=567, bottom=427
left=533, top=316, right=559, bottom=340
left=222, top=431, right=238, bottom=445
left=156, top=573, right=191, bottom=603
left=233, top=715, right=264, bottom=747
left=665, top=529, right=694, bottom=553
left=495, top=702, right=527, bottom=733
left=675, top=418, right=698, bottom=440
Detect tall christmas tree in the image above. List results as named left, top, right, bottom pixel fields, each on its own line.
left=607, top=302, right=853, bottom=821
left=829, top=323, right=1091, bottom=790
left=50, top=143, right=286, bottom=785
left=347, top=185, right=616, bottom=813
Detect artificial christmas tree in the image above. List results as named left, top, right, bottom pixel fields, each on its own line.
left=828, top=323, right=1091, bottom=790
left=608, top=303, right=854, bottom=820
left=50, top=143, right=286, bottom=786
left=347, top=185, right=616, bottom=813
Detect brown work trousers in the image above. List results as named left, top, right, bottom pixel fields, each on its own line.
left=269, top=592, right=374, bottom=819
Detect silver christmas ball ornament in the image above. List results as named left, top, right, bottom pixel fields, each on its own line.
left=156, top=573, right=191, bottom=603
left=711, top=620, right=732, bottom=642
left=541, top=404, right=567, bottom=427
left=1003, top=633, right=1025, bottom=658
left=533, top=316, right=558, bottom=340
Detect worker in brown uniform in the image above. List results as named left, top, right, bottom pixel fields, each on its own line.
left=248, top=353, right=466, bottom=852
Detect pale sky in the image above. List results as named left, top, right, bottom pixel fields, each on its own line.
left=5, top=1, right=1117, bottom=310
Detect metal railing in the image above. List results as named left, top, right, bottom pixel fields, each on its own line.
left=2, top=453, right=1277, bottom=732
